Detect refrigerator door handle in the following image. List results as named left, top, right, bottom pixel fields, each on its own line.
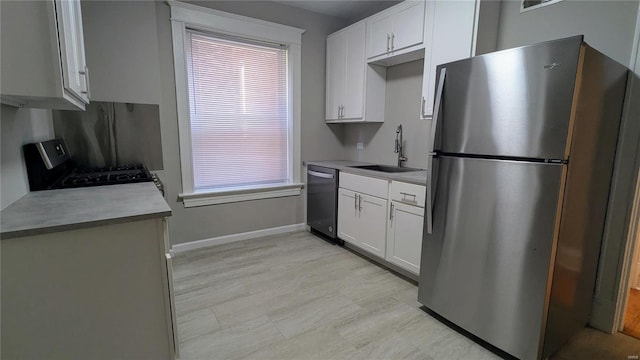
left=426, top=68, right=446, bottom=234
left=426, top=155, right=434, bottom=234
left=429, top=67, right=446, bottom=154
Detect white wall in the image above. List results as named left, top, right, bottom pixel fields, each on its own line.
left=634, top=38, right=640, bottom=292
left=341, top=60, right=429, bottom=169
left=494, top=0, right=640, bottom=333
left=0, top=106, right=55, bottom=210
left=81, top=1, right=162, bottom=104
left=81, top=0, right=348, bottom=245
left=496, top=0, right=638, bottom=66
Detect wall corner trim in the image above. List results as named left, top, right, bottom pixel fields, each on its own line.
left=631, top=3, right=640, bottom=72
left=170, top=223, right=306, bottom=253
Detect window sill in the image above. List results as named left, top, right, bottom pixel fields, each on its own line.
left=179, top=183, right=303, bottom=207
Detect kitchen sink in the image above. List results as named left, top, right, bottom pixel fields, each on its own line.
left=349, top=164, right=422, bottom=173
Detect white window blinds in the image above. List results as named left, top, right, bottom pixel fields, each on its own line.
left=185, top=30, right=290, bottom=191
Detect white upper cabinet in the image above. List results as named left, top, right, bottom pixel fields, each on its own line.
left=328, top=0, right=500, bottom=122
left=343, top=26, right=366, bottom=119
left=326, top=21, right=386, bottom=123
left=56, top=0, right=89, bottom=103
left=389, top=2, right=425, bottom=53
left=366, top=1, right=426, bottom=62
left=1, top=0, right=90, bottom=110
left=367, top=14, right=393, bottom=59
left=326, top=30, right=347, bottom=120
left=420, top=0, right=500, bottom=119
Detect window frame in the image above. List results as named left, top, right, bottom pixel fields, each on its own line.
left=169, top=1, right=305, bottom=207
left=520, top=0, right=564, bottom=13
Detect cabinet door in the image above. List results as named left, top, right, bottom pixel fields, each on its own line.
left=358, top=194, right=387, bottom=259
left=390, top=1, right=425, bottom=53
left=164, top=253, right=180, bottom=359
left=55, top=0, right=89, bottom=102
left=338, top=188, right=359, bottom=245
left=343, top=22, right=365, bottom=119
left=367, top=13, right=393, bottom=59
left=326, top=31, right=346, bottom=121
left=420, top=0, right=476, bottom=118
left=386, top=201, right=424, bottom=274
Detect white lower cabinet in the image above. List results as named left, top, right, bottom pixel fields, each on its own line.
left=338, top=175, right=426, bottom=275
left=338, top=188, right=359, bottom=244
left=1, top=218, right=177, bottom=359
left=358, top=193, right=388, bottom=258
left=162, top=219, right=180, bottom=359
left=386, top=201, right=424, bottom=275
left=338, top=188, right=387, bottom=259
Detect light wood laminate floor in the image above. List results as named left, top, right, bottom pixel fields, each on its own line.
left=624, top=288, right=640, bottom=339
left=173, top=231, right=640, bottom=360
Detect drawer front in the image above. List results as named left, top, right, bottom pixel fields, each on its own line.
left=340, top=172, right=389, bottom=199
left=390, top=181, right=425, bottom=207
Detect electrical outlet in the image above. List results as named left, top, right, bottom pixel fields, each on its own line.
left=356, top=142, right=364, bottom=150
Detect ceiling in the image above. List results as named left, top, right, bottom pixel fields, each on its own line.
left=274, top=1, right=401, bottom=20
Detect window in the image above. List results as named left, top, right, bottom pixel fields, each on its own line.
left=169, top=2, right=304, bottom=207
left=186, top=31, right=289, bottom=191
left=520, top=0, right=564, bottom=12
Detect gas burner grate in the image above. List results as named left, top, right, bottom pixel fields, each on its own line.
left=56, top=164, right=152, bottom=189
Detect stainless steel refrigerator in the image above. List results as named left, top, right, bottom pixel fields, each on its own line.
left=417, top=36, right=628, bottom=360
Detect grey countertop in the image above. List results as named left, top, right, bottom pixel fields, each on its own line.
left=304, top=160, right=370, bottom=170
left=1, top=182, right=172, bottom=239
left=305, top=160, right=427, bottom=185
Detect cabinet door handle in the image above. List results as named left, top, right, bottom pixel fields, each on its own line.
left=339, top=105, right=343, bottom=119
left=354, top=193, right=358, bottom=210
left=358, top=194, right=362, bottom=211
left=400, top=192, right=417, bottom=202
left=79, top=66, right=90, bottom=98
left=421, top=97, right=426, bottom=117
left=390, top=203, right=394, bottom=220
left=386, top=34, right=390, bottom=52
left=391, top=33, right=395, bottom=51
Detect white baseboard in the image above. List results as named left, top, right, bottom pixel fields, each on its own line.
left=171, top=223, right=306, bottom=253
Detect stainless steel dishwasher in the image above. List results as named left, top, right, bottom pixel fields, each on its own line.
left=306, top=165, right=341, bottom=243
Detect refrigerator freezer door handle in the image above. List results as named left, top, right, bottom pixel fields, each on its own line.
left=429, top=68, right=446, bottom=154
left=425, top=68, right=446, bottom=234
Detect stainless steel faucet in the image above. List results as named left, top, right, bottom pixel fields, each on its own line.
left=395, top=124, right=407, bottom=167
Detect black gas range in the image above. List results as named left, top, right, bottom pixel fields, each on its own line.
left=59, top=164, right=152, bottom=188
left=24, top=139, right=154, bottom=191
